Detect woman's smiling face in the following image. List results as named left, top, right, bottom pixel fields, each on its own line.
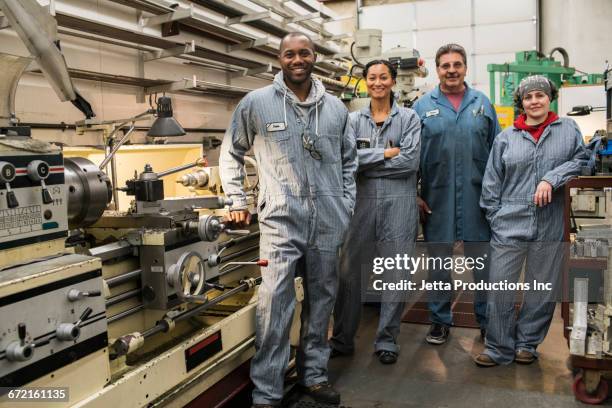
left=522, top=89, right=551, bottom=121
left=366, top=63, right=395, bottom=101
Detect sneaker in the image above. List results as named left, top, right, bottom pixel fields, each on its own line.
left=473, top=353, right=498, bottom=367
left=426, top=323, right=450, bottom=345
left=376, top=350, right=398, bottom=365
left=515, top=350, right=536, bottom=364
left=298, top=381, right=341, bottom=405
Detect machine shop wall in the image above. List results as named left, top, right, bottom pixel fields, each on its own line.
left=326, top=0, right=611, bottom=92
left=325, top=0, right=538, bottom=97
left=541, top=0, right=612, bottom=75
left=1, top=0, right=340, bottom=155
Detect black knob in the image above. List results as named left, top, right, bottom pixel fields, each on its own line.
left=18, top=323, right=26, bottom=341
left=6, top=190, right=18, bottom=208
left=0, top=162, right=16, bottom=183
left=41, top=187, right=53, bottom=204
left=87, top=290, right=102, bottom=297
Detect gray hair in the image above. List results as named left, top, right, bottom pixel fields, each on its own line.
left=435, top=44, right=467, bottom=67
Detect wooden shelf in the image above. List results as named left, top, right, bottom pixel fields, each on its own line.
left=569, top=257, right=608, bottom=270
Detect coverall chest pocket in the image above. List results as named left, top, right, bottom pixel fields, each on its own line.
left=316, top=133, right=341, bottom=164
left=541, top=137, right=575, bottom=163
left=263, top=129, right=295, bottom=164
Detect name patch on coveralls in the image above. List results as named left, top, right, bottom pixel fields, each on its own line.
left=425, top=109, right=440, bottom=117
left=266, top=122, right=287, bottom=132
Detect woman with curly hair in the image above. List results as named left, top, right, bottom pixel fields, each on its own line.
left=474, top=75, right=588, bottom=367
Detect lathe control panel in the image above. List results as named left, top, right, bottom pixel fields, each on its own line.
left=0, top=254, right=107, bottom=388
left=0, top=150, right=67, bottom=250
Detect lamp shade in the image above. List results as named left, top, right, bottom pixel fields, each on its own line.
left=147, top=96, right=186, bottom=136
left=567, top=105, right=593, bottom=116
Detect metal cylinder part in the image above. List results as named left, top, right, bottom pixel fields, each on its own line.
left=176, top=169, right=209, bottom=188
left=64, top=157, right=112, bottom=229
left=5, top=341, right=34, bottom=362
left=195, top=214, right=224, bottom=242
left=56, top=323, right=80, bottom=341
left=105, top=269, right=141, bottom=288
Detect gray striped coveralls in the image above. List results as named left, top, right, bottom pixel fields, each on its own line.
left=480, top=117, right=587, bottom=364
left=220, top=72, right=357, bottom=405
left=331, top=102, right=421, bottom=354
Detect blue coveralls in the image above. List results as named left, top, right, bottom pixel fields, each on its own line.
left=220, top=72, right=357, bottom=405
left=412, top=84, right=501, bottom=328
left=331, top=102, right=421, bottom=355
left=480, top=117, right=587, bottom=364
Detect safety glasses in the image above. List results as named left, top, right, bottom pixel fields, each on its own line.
left=302, top=133, right=322, bottom=160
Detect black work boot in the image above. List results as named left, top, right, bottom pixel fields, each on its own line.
left=299, top=381, right=341, bottom=405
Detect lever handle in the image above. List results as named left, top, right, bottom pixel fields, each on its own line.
left=41, top=180, right=53, bottom=204
left=76, top=307, right=93, bottom=326
left=67, top=289, right=102, bottom=301
left=5, top=184, right=18, bottom=208
left=18, top=323, right=26, bottom=343
left=204, top=282, right=225, bottom=291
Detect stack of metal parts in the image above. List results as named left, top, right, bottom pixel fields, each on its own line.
left=569, top=188, right=612, bottom=359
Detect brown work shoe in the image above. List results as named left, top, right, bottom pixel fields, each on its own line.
left=298, top=381, right=340, bottom=404
left=515, top=350, right=536, bottom=364
left=473, top=353, right=498, bottom=367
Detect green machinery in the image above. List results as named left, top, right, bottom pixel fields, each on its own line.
left=488, top=48, right=604, bottom=114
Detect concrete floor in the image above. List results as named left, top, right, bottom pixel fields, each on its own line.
left=324, top=305, right=611, bottom=408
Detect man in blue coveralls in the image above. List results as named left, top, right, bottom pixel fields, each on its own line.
left=413, top=43, right=501, bottom=345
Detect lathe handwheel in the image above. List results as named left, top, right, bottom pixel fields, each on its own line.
left=167, top=251, right=206, bottom=301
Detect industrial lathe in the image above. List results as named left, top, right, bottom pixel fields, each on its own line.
left=0, top=51, right=293, bottom=407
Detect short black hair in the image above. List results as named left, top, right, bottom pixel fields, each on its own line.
left=363, top=59, right=398, bottom=80
left=435, top=43, right=467, bottom=67
left=279, top=32, right=315, bottom=53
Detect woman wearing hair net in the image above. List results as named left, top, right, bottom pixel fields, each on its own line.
left=474, top=75, right=588, bottom=367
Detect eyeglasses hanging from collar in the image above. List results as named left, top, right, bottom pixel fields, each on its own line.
left=302, top=132, right=322, bottom=160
